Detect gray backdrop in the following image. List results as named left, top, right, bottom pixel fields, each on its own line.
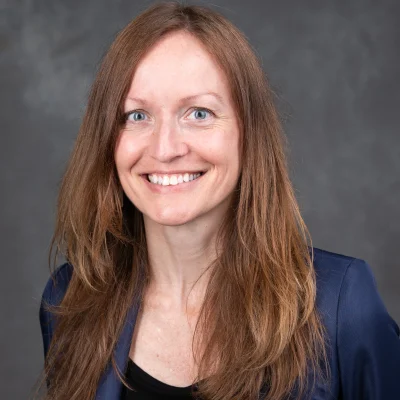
left=1, top=0, right=399, bottom=398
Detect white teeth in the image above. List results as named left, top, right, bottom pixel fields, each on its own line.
left=147, top=172, right=203, bottom=186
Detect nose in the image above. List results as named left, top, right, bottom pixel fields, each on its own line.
left=149, top=117, right=189, bottom=162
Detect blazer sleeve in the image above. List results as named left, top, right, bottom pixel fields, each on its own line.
left=39, top=263, right=73, bottom=359
left=337, top=258, right=400, bottom=399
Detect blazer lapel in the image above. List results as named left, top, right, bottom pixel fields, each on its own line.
left=95, top=298, right=141, bottom=400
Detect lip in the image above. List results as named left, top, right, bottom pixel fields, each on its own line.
left=142, top=170, right=204, bottom=175
left=141, top=172, right=205, bottom=193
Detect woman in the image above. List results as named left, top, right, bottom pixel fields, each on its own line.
left=39, top=2, right=400, bottom=400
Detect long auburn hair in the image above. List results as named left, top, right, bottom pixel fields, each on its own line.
left=38, top=2, right=329, bottom=399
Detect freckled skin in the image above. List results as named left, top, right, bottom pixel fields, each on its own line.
left=114, top=30, right=241, bottom=227
left=115, top=31, right=241, bottom=385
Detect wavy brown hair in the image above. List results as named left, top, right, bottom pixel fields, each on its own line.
left=38, top=2, right=329, bottom=399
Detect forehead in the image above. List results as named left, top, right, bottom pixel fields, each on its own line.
left=126, top=31, right=231, bottom=103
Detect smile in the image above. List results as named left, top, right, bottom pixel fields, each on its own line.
left=147, top=172, right=203, bottom=186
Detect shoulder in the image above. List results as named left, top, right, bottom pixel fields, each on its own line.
left=40, top=262, right=74, bottom=306
left=311, top=247, right=400, bottom=398
left=311, top=247, right=380, bottom=309
left=311, top=247, right=396, bottom=328
left=311, top=246, right=397, bottom=333
left=312, top=248, right=361, bottom=322
left=39, top=262, right=73, bottom=357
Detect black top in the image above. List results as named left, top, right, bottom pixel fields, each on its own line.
left=120, top=358, right=198, bottom=399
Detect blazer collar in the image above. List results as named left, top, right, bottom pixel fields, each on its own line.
left=95, top=296, right=141, bottom=400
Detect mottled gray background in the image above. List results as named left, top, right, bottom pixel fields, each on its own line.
left=1, top=0, right=399, bottom=398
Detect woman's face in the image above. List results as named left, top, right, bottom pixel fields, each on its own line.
left=115, top=31, right=240, bottom=226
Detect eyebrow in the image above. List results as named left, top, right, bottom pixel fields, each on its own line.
left=125, top=92, right=226, bottom=106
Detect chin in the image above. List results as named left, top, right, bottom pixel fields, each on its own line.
left=145, top=207, right=199, bottom=227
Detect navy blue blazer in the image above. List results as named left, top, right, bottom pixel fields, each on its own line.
left=39, top=248, right=400, bottom=399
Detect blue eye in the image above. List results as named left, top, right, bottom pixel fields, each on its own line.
left=189, top=108, right=213, bottom=120
left=126, top=111, right=147, bottom=122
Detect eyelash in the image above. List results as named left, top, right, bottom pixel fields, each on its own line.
left=123, top=107, right=215, bottom=122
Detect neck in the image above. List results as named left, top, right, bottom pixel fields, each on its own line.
left=142, top=209, right=226, bottom=312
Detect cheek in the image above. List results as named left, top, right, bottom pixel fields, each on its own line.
left=201, top=128, right=240, bottom=167
left=114, top=132, right=142, bottom=171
